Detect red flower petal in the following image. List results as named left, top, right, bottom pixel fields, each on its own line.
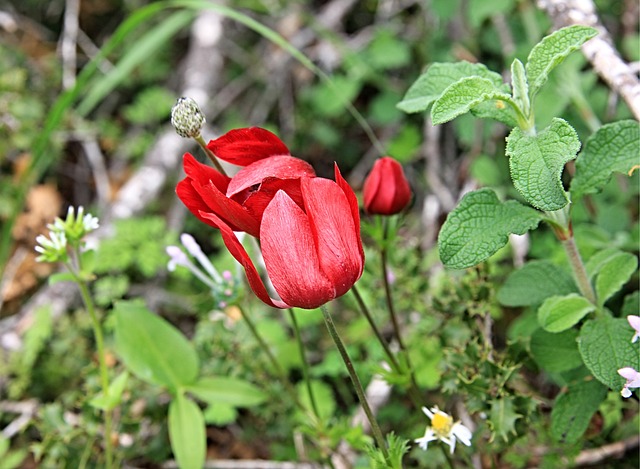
left=199, top=210, right=288, bottom=309
left=182, top=152, right=230, bottom=193
left=226, top=154, right=315, bottom=199
left=260, top=190, right=335, bottom=309
left=301, top=177, right=364, bottom=299
left=334, top=163, right=365, bottom=271
left=363, top=157, right=411, bottom=215
left=207, top=127, right=290, bottom=166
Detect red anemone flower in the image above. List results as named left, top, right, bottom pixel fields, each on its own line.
left=185, top=163, right=364, bottom=310
left=176, top=127, right=315, bottom=237
left=363, top=157, right=412, bottom=215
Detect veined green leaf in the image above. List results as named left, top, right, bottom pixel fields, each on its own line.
left=438, top=188, right=541, bottom=269
left=511, top=58, right=530, bottom=117
left=530, top=328, right=583, bottom=372
left=595, top=253, right=637, bottom=307
left=431, top=76, right=514, bottom=125
left=497, top=260, right=577, bottom=307
left=537, top=294, right=596, bottom=333
left=526, top=25, right=598, bottom=98
left=571, top=120, right=640, bottom=198
left=168, top=394, right=205, bottom=469
left=551, top=379, right=607, bottom=444
left=397, top=61, right=503, bottom=114
left=506, top=118, right=580, bottom=211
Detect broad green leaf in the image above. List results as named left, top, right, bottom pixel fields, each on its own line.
left=438, top=188, right=542, bottom=269
left=571, top=120, right=640, bottom=198
left=113, top=301, right=199, bottom=391
left=578, top=316, right=640, bottom=390
left=497, top=260, right=577, bottom=307
left=397, top=61, right=503, bottom=113
left=526, top=25, right=598, bottom=98
left=203, top=402, right=238, bottom=426
left=47, top=272, right=77, bottom=285
left=506, top=118, right=580, bottom=211
left=530, top=328, right=583, bottom=372
left=488, top=396, right=522, bottom=443
left=296, top=380, right=336, bottom=421
left=551, top=378, right=607, bottom=444
left=469, top=98, right=519, bottom=127
left=537, top=294, right=596, bottom=333
left=594, top=252, right=637, bottom=306
left=168, top=394, right=205, bottom=469
left=431, top=77, right=514, bottom=125
left=621, top=291, right=639, bottom=317
left=186, top=377, right=266, bottom=407
left=586, top=248, right=625, bottom=279
left=510, top=58, right=530, bottom=117
left=89, top=372, right=129, bottom=411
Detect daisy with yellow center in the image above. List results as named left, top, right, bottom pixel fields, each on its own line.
left=415, top=406, right=472, bottom=454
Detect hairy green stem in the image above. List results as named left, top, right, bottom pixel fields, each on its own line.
left=73, top=270, right=113, bottom=469
left=562, top=236, right=597, bottom=304
left=320, top=305, right=388, bottom=458
left=287, top=309, right=319, bottom=419
left=194, top=134, right=228, bottom=176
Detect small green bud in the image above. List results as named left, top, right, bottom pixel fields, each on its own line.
left=171, top=97, right=205, bottom=138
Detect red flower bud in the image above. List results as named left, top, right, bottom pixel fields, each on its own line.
left=363, top=157, right=411, bottom=215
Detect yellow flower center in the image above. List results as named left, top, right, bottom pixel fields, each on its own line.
left=431, top=413, right=453, bottom=437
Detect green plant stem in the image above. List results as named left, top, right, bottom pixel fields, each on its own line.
left=562, top=236, right=597, bottom=304
left=237, top=305, right=304, bottom=410
left=194, top=134, right=228, bottom=176
left=72, top=270, right=113, bottom=469
left=287, top=308, right=319, bottom=419
left=320, top=305, right=388, bottom=459
left=439, top=444, right=456, bottom=469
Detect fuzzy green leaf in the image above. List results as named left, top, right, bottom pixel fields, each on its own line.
left=571, top=120, right=640, bottom=198
left=537, top=294, right=596, bottom=333
left=438, top=188, right=542, bottom=269
left=578, top=316, right=640, bottom=390
left=595, top=252, right=637, bottom=307
left=186, top=377, right=267, bottom=407
left=497, top=260, right=577, bottom=307
left=397, top=61, right=503, bottom=113
left=168, top=394, right=205, bottom=469
left=506, top=118, right=580, bottom=210
left=511, top=58, right=530, bottom=116
left=431, top=76, right=514, bottom=125
left=551, top=379, right=607, bottom=444
left=114, top=301, right=199, bottom=391
left=526, top=25, right=598, bottom=98
left=530, top=328, right=583, bottom=372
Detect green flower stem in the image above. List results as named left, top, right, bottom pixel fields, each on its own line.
left=194, top=134, right=228, bottom=176
left=320, top=305, right=388, bottom=458
left=287, top=309, right=320, bottom=419
left=71, top=268, right=113, bottom=469
left=562, top=236, right=597, bottom=305
left=439, top=444, right=455, bottom=469
left=237, top=305, right=304, bottom=411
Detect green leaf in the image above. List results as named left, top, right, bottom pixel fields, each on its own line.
left=571, top=120, right=640, bottom=198
left=506, top=118, right=580, bottom=211
left=47, top=272, right=77, bottom=285
left=168, top=393, right=205, bottom=469
left=578, top=316, right=640, bottom=390
left=526, top=25, right=598, bottom=98
left=431, top=76, right=514, bottom=125
left=497, top=260, right=577, bottom=307
left=530, top=328, right=583, bottom=372
left=296, top=380, right=336, bottom=420
left=594, top=252, right=637, bottom=306
left=113, top=301, right=199, bottom=391
left=551, top=378, right=607, bottom=444
left=511, top=58, right=530, bottom=117
left=397, top=61, right=503, bottom=113
left=89, top=372, right=129, bottom=411
left=186, top=376, right=266, bottom=407
left=488, top=396, right=522, bottom=443
left=438, top=188, right=542, bottom=269
left=537, top=294, right=596, bottom=333
left=203, top=402, right=238, bottom=426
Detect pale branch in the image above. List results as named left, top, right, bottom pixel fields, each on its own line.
left=537, top=0, right=640, bottom=120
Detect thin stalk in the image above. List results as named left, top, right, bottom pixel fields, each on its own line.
left=73, top=271, right=113, bottom=469
left=288, top=309, right=319, bottom=419
left=439, top=445, right=456, bottom=469
left=320, top=305, right=388, bottom=458
left=194, top=134, right=228, bottom=176
left=562, top=236, right=597, bottom=304
left=237, top=305, right=304, bottom=410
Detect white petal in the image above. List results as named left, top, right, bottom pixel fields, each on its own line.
left=452, top=423, right=473, bottom=446
left=618, top=367, right=640, bottom=381
left=422, top=406, right=434, bottom=420
left=621, top=387, right=632, bottom=398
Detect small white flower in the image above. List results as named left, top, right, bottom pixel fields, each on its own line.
left=415, top=406, right=472, bottom=454
left=627, top=315, right=640, bottom=344
left=35, top=231, right=68, bottom=262
left=166, top=245, right=190, bottom=272
left=618, top=367, right=640, bottom=398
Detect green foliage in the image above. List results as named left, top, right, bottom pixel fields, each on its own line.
left=187, top=376, right=267, bottom=407
left=506, top=118, right=580, bottom=211
left=578, top=315, right=639, bottom=390
left=488, top=396, right=522, bottom=443
left=530, top=328, right=583, bottom=373
left=497, top=260, right=577, bottom=307
left=168, top=392, right=206, bottom=469
left=550, top=378, right=607, bottom=444
left=438, top=188, right=542, bottom=269
left=537, top=294, right=596, bottom=333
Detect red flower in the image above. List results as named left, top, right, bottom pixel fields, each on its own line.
left=177, top=128, right=364, bottom=309
left=363, top=157, right=411, bottom=215
left=177, top=128, right=315, bottom=237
